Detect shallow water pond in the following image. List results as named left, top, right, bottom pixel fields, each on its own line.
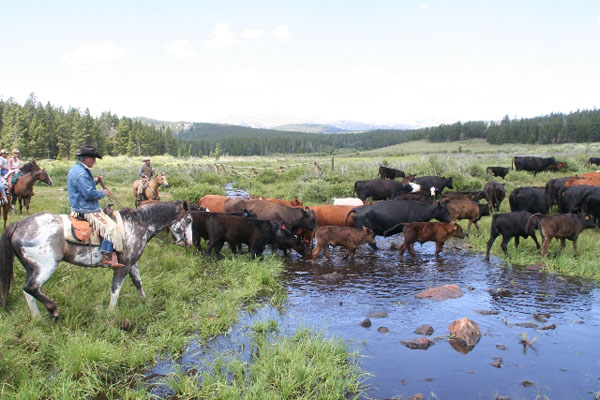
left=148, top=235, right=600, bottom=399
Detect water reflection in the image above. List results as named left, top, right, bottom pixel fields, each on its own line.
left=148, top=236, right=600, bottom=399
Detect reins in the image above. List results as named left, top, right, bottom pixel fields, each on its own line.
left=98, top=178, right=126, bottom=209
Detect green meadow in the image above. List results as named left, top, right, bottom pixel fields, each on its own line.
left=1, top=138, right=600, bottom=398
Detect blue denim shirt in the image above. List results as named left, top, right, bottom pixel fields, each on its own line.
left=67, top=161, right=105, bottom=213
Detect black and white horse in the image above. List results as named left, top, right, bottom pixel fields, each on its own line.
left=0, top=201, right=193, bottom=319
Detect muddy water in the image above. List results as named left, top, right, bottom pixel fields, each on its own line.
left=147, top=234, right=600, bottom=399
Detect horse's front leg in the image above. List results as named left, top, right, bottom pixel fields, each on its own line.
left=128, top=262, right=147, bottom=302
left=108, top=265, right=132, bottom=310
left=25, top=195, right=31, bottom=215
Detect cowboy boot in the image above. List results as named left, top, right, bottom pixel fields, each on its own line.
left=102, top=252, right=125, bottom=268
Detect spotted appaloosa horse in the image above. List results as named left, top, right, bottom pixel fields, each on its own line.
left=0, top=201, right=193, bottom=320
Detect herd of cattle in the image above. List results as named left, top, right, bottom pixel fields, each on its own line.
left=188, top=156, right=600, bottom=262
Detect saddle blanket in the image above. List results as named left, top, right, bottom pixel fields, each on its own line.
left=61, top=212, right=125, bottom=246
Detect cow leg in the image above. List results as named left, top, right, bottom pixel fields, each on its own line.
left=311, top=244, right=323, bottom=261
left=128, top=263, right=147, bottom=302
left=541, top=237, right=552, bottom=257
left=485, top=231, right=499, bottom=261
left=530, top=233, right=541, bottom=249
left=109, top=266, right=131, bottom=311
left=408, top=242, right=416, bottom=256
left=348, top=247, right=356, bottom=260
left=322, top=246, right=332, bottom=261
left=500, top=235, right=511, bottom=256
left=514, top=236, right=520, bottom=248
left=398, top=242, right=407, bottom=260
left=435, top=241, right=443, bottom=257
left=572, top=237, right=579, bottom=256
left=557, top=238, right=566, bottom=256
left=466, top=220, right=473, bottom=235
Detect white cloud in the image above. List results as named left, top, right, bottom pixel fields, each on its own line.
left=62, top=42, right=127, bottom=70
left=202, top=23, right=239, bottom=49
left=164, top=40, right=198, bottom=59
left=243, top=28, right=264, bottom=39
left=420, top=3, right=428, bottom=10
left=271, top=25, right=292, bottom=42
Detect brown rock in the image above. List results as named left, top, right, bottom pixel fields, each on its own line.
left=526, top=262, right=547, bottom=271
left=475, top=309, right=499, bottom=315
left=414, top=324, right=434, bottom=336
left=367, top=311, right=389, bottom=318
left=540, top=324, right=557, bottom=330
left=401, top=337, right=435, bottom=350
left=415, top=284, right=463, bottom=301
left=359, top=318, right=371, bottom=328
left=515, top=322, right=538, bottom=328
left=491, top=357, right=503, bottom=368
left=449, top=339, right=475, bottom=354
left=406, top=394, right=425, bottom=400
left=448, top=317, right=482, bottom=346
left=533, top=312, right=550, bottom=322
left=377, top=326, right=390, bottom=334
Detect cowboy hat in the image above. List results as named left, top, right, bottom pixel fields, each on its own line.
left=75, top=144, right=102, bottom=159
left=143, top=157, right=151, bottom=162
left=0, top=149, right=7, bottom=154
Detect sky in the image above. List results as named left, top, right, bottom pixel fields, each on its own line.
left=1, top=1, right=600, bottom=128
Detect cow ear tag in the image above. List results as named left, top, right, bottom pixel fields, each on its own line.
left=454, top=224, right=458, bottom=230
left=282, top=223, right=287, bottom=230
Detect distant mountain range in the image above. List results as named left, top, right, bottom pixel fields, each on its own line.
left=134, top=116, right=418, bottom=135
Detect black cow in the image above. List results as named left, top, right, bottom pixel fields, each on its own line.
left=483, top=181, right=506, bottom=212
left=354, top=179, right=413, bottom=202
left=345, top=199, right=451, bottom=236
left=509, top=186, right=551, bottom=214
left=589, top=157, right=600, bottom=166
left=379, top=165, right=405, bottom=180
left=585, top=192, right=600, bottom=226
left=224, top=198, right=318, bottom=234
left=190, top=208, right=256, bottom=252
left=206, top=214, right=304, bottom=260
left=557, top=185, right=600, bottom=214
left=485, top=211, right=540, bottom=261
left=545, top=177, right=573, bottom=208
left=512, top=156, right=559, bottom=176
left=412, top=176, right=454, bottom=198
left=486, top=166, right=510, bottom=179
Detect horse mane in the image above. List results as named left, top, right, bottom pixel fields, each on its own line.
left=119, top=201, right=182, bottom=226
left=21, top=161, right=39, bottom=174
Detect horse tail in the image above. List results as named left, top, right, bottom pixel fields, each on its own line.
left=0, top=222, right=18, bottom=306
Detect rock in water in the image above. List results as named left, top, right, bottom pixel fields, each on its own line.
left=448, top=317, right=482, bottom=346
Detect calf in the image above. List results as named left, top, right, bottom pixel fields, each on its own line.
left=413, top=176, right=454, bottom=198
left=589, top=157, right=600, bottom=166
left=526, top=213, right=595, bottom=257
left=312, top=226, right=377, bottom=261
left=397, top=222, right=464, bottom=259
left=198, top=194, right=228, bottom=213
left=444, top=199, right=488, bottom=234
left=483, top=181, right=506, bottom=212
left=440, top=190, right=485, bottom=202
left=485, top=211, right=540, bottom=261
left=545, top=176, right=573, bottom=208
left=486, top=166, right=510, bottom=179
left=379, top=165, right=405, bottom=180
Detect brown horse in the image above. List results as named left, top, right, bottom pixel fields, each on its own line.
left=132, top=173, right=169, bottom=206
left=2, top=161, right=43, bottom=227
left=11, top=169, right=53, bottom=215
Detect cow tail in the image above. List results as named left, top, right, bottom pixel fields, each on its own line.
left=345, top=209, right=356, bottom=226
left=525, top=213, right=543, bottom=233
left=0, top=222, right=18, bottom=306
left=512, top=158, right=515, bottom=170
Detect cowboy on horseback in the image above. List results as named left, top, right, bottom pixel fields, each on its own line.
left=136, top=158, right=154, bottom=203
left=67, top=145, right=124, bottom=268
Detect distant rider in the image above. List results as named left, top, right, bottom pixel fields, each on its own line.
left=137, top=157, right=155, bottom=202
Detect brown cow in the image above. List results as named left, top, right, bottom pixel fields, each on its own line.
left=444, top=199, right=489, bottom=234
left=526, top=213, right=595, bottom=257
left=224, top=198, right=318, bottom=234
left=312, top=226, right=377, bottom=261
left=294, top=205, right=360, bottom=247
left=398, top=222, right=465, bottom=259
left=546, top=162, right=568, bottom=171
left=257, top=197, right=303, bottom=207
left=198, top=194, right=228, bottom=213
left=440, top=191, right=485, bottom=203
left=483, top=181, right=505, bottom=212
